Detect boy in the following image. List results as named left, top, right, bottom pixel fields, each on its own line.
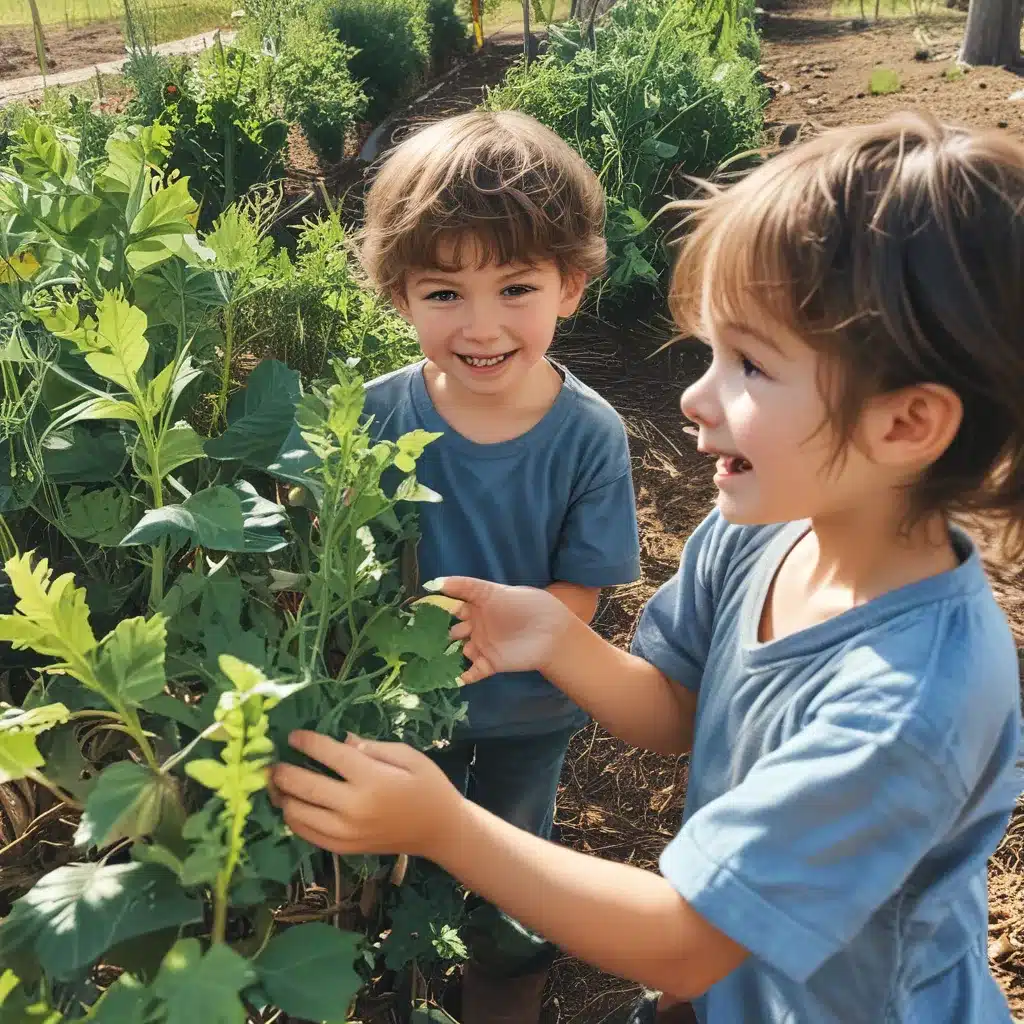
left=272, top=113, right=1023, bottom=1023
left=356, top=111, right=642, bottom=1021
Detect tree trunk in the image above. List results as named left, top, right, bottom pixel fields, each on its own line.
left=961, top=0, right=1023, bottom=67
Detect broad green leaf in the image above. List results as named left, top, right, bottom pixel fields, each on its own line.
left=0, top=732, right=45, bottom=785
left=0, top=862, right=202, bottom=978
left=42, top=427, right=127, bottom=483
left=135, top=423, right=207, bottom=478
left=0, top=702, right=71, bottom=783
left=86, top=974, right=154, bottom=1023
left=126, top=179, right=199, bottom=273
left=81, top=292, right=149, bottom=392
left=254, top=923, right=362, bottom=1022
left=62, top=487, right=135, bottom=547
left=94, top=614, right=168, bottom=704
left=0, top=553, right=96, bottom=668
left=120, top=483, right=287, bottom=554
left=0, top=250, right=40, bottom=284
left=367, top=604, right=453, bottom=663
left=394, top=429, right=443, bottom=473
left=400, top=649, right=464, bottom=693
left=146, top=357, right=202, bottom=416
left=75, top=762, right=176, bottom=849
left=66, top=396, right=142, bottom=426
left=264, top=423, right=323, bottom=502
left=153, top=939, right=254, bottom=1024
left=205, top=360, right=301, bottom=465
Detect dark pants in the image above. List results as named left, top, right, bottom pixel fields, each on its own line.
left=430, top=727, right=578, bottom=976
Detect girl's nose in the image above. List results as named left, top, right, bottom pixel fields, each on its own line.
left=680, top=370, right=720, bottom=429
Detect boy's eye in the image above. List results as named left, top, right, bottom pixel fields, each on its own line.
left=502, top=284, right=536, bottom=298
left=425, top=290, right=459, bottom=302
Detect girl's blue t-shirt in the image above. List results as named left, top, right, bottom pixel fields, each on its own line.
left=363, top=360, right=641, bottom=739
left=632, top=509, right=1021, bottom=1024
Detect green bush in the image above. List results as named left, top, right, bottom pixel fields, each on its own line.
left=326, top=0, right=467, bottom=121
left=275, top=20, right=368, bottom=163
left=0, top=93, right=123, bottom=170
left=485, top=0, right=765, bottom=305
left=157, top=42, right=289, bottom=229
left=327, top=0, right=427, bottom=121
left=236, top=209, right=421, bottom=382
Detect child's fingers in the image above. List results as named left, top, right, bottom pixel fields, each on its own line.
left=286, top=817, right=350, bottom=854
left=280, top=797, right=353, bottom=846
left=449, top=620, right=472, bottom=641
left=272, top=762, right=348, bottom=811
left=288, top=729, right=376, bottom=781
left=344, top=734, right=421, bottom=773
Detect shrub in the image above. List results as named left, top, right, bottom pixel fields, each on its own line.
left=0, top=93, right=123, bottom=170
left=0, top=122, right=465, bottom=1020
left=236, top=208, right=421, bottom=382
left=275, top=19, right=368, bottom=163
left=485, top=0, right=766, bottom=305
left=157, top=42, right=289, bottom=229
left=426, top=0, right=472, bottom=71
left=327, top=0, right=428, bottom=121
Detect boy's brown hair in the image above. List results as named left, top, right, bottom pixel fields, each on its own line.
left=359, top=111, right=606, bottom=292
left=670, top=112, right=1024, bottom=551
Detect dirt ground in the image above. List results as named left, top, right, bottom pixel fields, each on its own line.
left=0, top=23, right=129, bottom=80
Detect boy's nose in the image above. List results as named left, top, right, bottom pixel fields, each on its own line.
left=460, top=310, right=503, bottom=345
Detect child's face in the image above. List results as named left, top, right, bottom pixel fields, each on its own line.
left=681, top=314, right=884, bottom=526
left=393, top=241, right=586, bottom=398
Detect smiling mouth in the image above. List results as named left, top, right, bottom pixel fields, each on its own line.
left=457, top=352, right=516, bottom=368
left=716, top=454, right=753, bottom=475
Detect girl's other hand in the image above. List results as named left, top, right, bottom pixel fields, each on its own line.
left=437, top=577, right=573, bottom=683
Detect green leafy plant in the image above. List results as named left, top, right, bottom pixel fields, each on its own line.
left=157, top=41, right=289, bottom=229
left=0, top=359, right=465, bottom=1018
left=485, top=0, right=765, bottom=307
left=274, top=19, right=369, bottom=164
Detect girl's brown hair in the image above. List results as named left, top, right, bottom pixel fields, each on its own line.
left=670, top=112, right=1024, bottom=554
left=359, top=111, right=606, bottom=293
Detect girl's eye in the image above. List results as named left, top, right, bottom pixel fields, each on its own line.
left=741, top=356, right=763, bottom=379
left=425, top=290, right=459, bottom=302
left=502, top=284, right=535, bottom=298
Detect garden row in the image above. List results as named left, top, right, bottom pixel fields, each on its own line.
left=0, top=0, right=767, bottom=1020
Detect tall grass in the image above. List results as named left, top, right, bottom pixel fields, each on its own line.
left=0, top=0, right=232, bottom=40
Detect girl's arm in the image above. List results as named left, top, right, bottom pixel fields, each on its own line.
left=442, top=577, right=696, bottom=756
left=271, top=731, right=747, bottom=999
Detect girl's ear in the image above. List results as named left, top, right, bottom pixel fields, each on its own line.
left=869, top=383, right=963, bottom=474
left=557, top=269, right=588, bottom=318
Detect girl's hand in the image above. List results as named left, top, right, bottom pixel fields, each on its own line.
left=438, top=577, right=573, bottom=683
left=269, top=731, right=463, bottom=860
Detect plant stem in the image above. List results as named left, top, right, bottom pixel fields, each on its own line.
left=217, top=303, right=235, bottom=429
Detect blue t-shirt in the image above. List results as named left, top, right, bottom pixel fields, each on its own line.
left=632, top=509, right=1021, bottom=1024
left=364, top=360, right=641, bottom=738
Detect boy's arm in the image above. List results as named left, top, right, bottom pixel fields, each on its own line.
left=546, top=581, right=600, bottom=622
left=272, top=732, right=747, bottom=999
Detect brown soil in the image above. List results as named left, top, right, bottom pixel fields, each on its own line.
left=0, top=23, right=128, bottom=81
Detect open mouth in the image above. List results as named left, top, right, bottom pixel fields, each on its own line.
left=715, top=454, right=753, bottom=476
left=457, top=351, right=516, bottom=368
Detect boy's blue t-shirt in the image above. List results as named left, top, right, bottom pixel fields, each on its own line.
left=632, top=509, right=1021, bottom=1024
left=364, top=360, right=641, bottom=738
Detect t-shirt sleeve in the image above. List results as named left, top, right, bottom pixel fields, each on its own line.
left=659, top=696, right=970, bottom=983
left=629, top=510, right=722, bottom=692
left=550, top=422, right=641, bottom=587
